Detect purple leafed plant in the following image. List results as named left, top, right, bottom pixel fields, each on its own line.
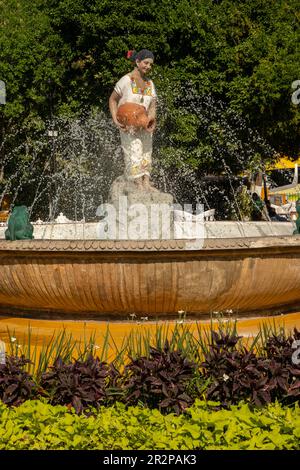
left=0, top=355, right=37, bottom=406
left=201, top=329, right=300, bottom=407
left=40, top=355, right=112, bottom=413
left=121, top=341, right=198, bottom=415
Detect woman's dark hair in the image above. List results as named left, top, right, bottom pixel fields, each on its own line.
left=127, top=49, right=154, bottom=62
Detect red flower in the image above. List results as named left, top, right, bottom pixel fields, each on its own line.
left=126, top=50, right=134, bottom=59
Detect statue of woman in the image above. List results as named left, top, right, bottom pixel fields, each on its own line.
left=109, top=49, right=157, bottom=191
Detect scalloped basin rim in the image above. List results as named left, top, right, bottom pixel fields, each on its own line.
left=0, top=236, right=300, bottom=252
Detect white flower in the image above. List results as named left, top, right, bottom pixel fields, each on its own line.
left=10, top=337, right=17, bottom=343
left=141, top=316, right=148, bottom=321
left=93, top=345, right=100, bottom=350
left=178, top=310, right=185, bottom=315
left=129, top=313, right=137, bottom=319
left=223, top=373, right=230, bottom=382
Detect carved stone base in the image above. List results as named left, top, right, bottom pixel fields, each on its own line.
left=105, top=175, right=174, bottom=239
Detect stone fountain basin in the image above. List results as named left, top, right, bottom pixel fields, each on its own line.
left=0, top=236, right=300, bottom=318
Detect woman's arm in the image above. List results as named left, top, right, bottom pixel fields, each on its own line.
left=147, top=98, right=157, bottom=133
left=109, top=90, right=126, bottom=130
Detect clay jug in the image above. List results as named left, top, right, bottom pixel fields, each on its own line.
left=117, top=102, right=151, bottom=130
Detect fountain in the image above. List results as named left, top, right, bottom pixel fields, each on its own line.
left=0, top=92, right=299, bottom=319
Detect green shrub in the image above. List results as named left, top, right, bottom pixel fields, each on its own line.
left=0, top=399, right=299, bottom=450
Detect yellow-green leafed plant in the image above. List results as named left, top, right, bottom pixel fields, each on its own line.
left=0, top=399, right=299, bottom=450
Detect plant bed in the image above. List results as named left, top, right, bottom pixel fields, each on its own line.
left=0, top=399, right=299, bottom=450
left=1, top=324, right=300, bottom=414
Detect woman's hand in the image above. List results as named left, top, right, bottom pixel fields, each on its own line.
left=146, top=118, right=156, bottom=133
left=113, top=117, right=127, bottom=131
left=109, top=91, right=128, bottom=131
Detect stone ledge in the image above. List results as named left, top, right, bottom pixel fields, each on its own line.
left=0, top=220, right=294, bottom=242
left=0, top=236, right=300, bottom=253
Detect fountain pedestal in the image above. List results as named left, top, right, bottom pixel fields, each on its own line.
left=107, top=175, right=174, bottom=239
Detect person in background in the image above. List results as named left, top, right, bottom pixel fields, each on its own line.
left=266, top=199, right=288, bottom=222
left=266, top=199, right=277, bottom=220
left=251, top=192, right=268, bottom=221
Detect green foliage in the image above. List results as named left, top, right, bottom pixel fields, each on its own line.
left=6, top=326, right=102, bottom=378
left=1, top=0, right=299, bottom=178
left=0, top=0, right=299, bottom=221
left=38, top=0, right=299, bottom=155
left=4, top=317, right=292, bottom=376
left=230, top=184, right=253, bottom=220
left=0, top=398, right=299, bottom=449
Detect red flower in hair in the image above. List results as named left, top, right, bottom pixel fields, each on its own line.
left=126, top=50, right=134, bottom=59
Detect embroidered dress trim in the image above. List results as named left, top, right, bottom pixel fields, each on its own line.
left=130, top=77, right=153, bottom=97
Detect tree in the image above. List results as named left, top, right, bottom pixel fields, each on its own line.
left=1, top=0, right=299, bottom=219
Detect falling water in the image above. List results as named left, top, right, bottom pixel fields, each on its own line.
left=1, top=84, right=277, bottom=225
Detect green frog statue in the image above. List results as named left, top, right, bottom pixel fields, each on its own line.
left=293, top=199, right=300, bottom=235
left=5, top=205, right=34, bottom=241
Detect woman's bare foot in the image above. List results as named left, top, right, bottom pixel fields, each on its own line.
left=148, top=184, right=159, bottom=192
left=134, top=177, right=144, bottom=190
left=142, top=175, right=159, bottom=192
left=143, top=182, right=159, bottom=192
